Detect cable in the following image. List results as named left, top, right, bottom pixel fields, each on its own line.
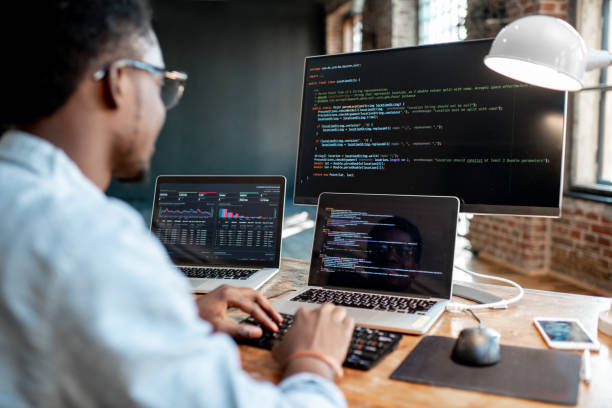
left=466, top=309, right=482, bottom=327
left=446, top=265, right=524, bottom=313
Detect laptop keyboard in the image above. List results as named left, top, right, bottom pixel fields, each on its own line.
left=180, top=267, right=258, bottom=280
left=237, top=313, right=402, bottom=370
left=290, top=288, right=437, bottom=314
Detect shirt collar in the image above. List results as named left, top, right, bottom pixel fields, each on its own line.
left=0, top=129, right=100, bottom=193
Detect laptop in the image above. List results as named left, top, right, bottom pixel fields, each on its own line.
left=150, top=175, right=285, bottom=293
left=273, top=193, right=459, bottom=334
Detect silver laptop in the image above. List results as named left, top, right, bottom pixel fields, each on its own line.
left=151, top=175, right=285, bottom=293
left=274, top=193, right=459, bottom=334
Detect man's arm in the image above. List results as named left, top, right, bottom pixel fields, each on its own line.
left=47, top=209, right=349, bottom=408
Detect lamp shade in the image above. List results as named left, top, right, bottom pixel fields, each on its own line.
left=484, top=15, right=587, bottom=91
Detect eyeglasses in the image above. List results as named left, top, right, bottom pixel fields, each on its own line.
left=376, top=243, right=418, bottom=256
left=93, top=59, right=188, bottom=110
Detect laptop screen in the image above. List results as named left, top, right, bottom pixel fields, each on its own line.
left=309, top=193, right=458, bottom=299
left=151, top=176, right=285, bottom=268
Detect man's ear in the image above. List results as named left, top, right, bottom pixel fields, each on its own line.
left=102, top=64, right=127, bottom=110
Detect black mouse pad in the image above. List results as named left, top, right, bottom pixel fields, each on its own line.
left=390, top=336, right=581, bottom=405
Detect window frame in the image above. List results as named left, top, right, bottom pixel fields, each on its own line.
left=567, top=0, right=612, bottom=202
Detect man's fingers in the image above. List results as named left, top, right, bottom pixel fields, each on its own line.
left=225, top=289, right=280, bottom=331
left=226, top=294, right=279, bottom=332
left=247, top=302, right=279, bottom=332
left=254, top=292, right=283, bottom=323
left=331, top=305, right=347, bottom=322
left=213, top=319, right=263, bottom=339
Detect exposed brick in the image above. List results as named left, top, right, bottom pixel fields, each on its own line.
left=533, top=224, right=547, bottom=232
left=585, top=234, right=596, bottom=243
left=576, top=244, right=600, bottom=254
left=552, top=236, right=573, bottom=247
left=592, top=225, right=612, bottom=236
left=598, top=236, right=611, bottom=247
left=586, top=212, right=599, bottom=221
left=575, top=221, right=590, bottom=230
left=604, top=249, right=612, bottom=258
left=602, top=217, right=611, bottom=224
left=571, top=230, right=581, bottom=239
left=540, top=3, right=556, bottom=12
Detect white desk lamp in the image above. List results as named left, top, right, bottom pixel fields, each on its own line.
left=483, top=15, right=612, bottom=337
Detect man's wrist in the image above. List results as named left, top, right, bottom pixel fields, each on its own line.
left=283, top=356, right=337, bottom=382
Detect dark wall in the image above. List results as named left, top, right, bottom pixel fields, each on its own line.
left=107, top=0, right=325, bottom=216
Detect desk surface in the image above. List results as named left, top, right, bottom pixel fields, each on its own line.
left=238, top=258, right=612, bottom=408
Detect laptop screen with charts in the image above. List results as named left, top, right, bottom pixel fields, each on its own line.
left=273, top=193, right=458, bottom=334
left=151, top=175, right=285, bottom=293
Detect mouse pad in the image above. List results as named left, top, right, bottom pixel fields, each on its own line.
left=390, top=336, right=581, bottom=405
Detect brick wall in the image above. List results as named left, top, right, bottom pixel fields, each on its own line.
left=326, top=1, right=351, bottom=54
left=469, top=216, right=550, bottom=273
left=507, top=0, right=569, bottom=19
left=362, top=0, right=392, bottom=50
left=551, top=197, right=612, bottom=290
left=466, top=0, right=612, bottom=295
left=326, top=0, right=417, bottom=52
left=466, top=0, right=571, bottom=39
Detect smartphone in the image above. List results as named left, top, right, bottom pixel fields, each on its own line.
left=533, top=317, right=600, bottom=350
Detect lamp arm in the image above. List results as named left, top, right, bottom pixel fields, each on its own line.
left=578, top=84, right=612, bottom=92
left=586, top=49, right=612, bottom=71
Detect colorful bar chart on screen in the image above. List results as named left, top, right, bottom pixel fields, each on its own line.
left=219, top=208, right=264, bottom=220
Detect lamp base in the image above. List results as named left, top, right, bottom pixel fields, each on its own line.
left=599, top=308, right=612, bottom=337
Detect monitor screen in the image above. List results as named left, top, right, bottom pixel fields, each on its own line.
left=294, top=39, right=566, bottom=216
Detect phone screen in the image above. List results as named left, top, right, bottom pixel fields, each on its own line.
left=538, top=320, right=593, bottom=343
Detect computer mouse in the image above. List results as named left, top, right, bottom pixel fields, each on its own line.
left=451, top=326, right=501, bottom=366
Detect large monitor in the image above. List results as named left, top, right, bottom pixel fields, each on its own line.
left=293, top=39, right=566, bottom=216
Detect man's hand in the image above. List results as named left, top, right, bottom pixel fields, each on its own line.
left=196, top=285, right=282, bottom=338
left=272, top=303, right=354, bottom=380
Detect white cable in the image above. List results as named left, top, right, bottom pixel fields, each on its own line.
left=446, top=265, right=524, bottom=313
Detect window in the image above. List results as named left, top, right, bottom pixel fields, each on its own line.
left=418, top=0, right=467, bottom=45
left=571, top=0, right=612, bottom=197
left=342, top=14, right=362, bottom=53
left=597, top=0, right=612, bottom=187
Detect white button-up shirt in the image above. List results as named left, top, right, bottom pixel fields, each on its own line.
left=0, top=130, right=345, bottom=408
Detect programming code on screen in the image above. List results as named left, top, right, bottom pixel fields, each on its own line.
left=294, top=39, right=566, bottom=215
left=309, top=194, right=457, bottom=298
left=153, top=183, right=281, bottom=263
left=319, top=209, right=442, bottom=278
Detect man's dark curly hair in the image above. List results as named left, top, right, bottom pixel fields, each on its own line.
left=0, top=0, right=152, bottom=128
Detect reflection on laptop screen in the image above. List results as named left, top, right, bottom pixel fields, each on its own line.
left=309, top=194, right=457, bottom=299
left=151, top=178, right=284, bottom=267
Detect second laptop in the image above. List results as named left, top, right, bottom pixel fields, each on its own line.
left=150, top=175, right=285, bottom=293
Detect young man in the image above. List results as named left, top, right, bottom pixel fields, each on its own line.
left=0, top=1, right=354, bottom=406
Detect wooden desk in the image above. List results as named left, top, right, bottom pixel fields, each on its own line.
left=238, top=259, right=612, bottom=407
